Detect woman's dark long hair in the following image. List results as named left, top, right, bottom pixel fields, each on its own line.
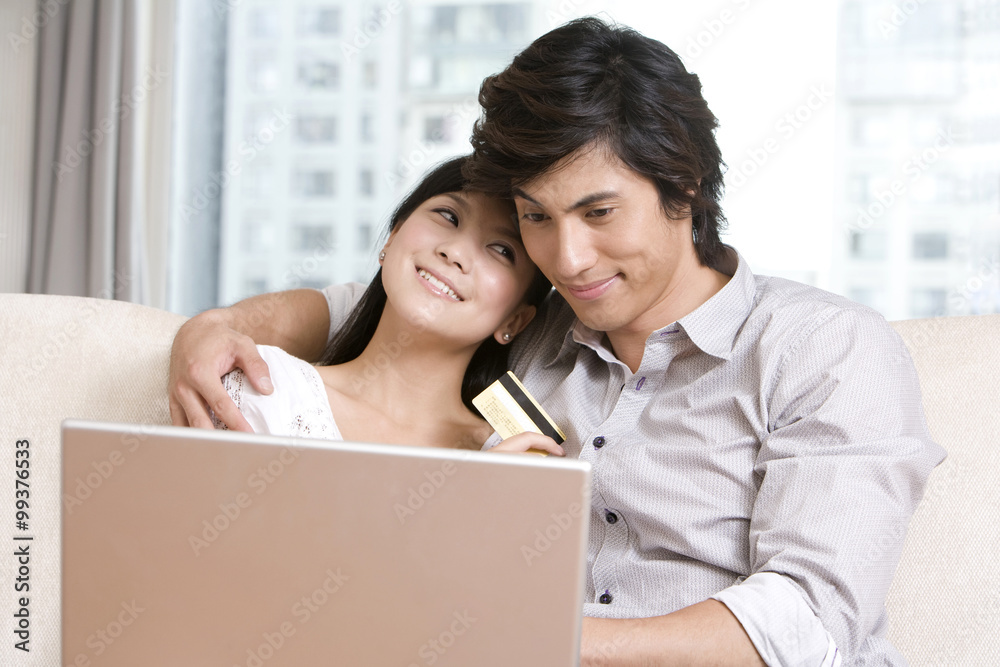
left=318, top=155, right=551, bottom=412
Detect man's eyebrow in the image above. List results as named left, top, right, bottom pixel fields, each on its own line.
left=511, top=187, right=541, bottom=207
left=512, top=187, right=621, bottom=214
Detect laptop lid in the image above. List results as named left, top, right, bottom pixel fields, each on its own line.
left=61, top=420, right=591, bottom=666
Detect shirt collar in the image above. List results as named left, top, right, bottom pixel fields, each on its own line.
left=546, top=246, right=755, bottom=365
left=673, top=247, right=753, bottom=360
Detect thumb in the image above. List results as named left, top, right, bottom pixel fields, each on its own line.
left=233, top=341, right=274, bottom=395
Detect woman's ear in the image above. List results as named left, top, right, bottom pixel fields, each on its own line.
left=379, top=230, right=398, bottom=264
left=494, top=304, right=537, bottom=345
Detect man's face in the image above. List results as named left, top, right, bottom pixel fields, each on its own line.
left=512, top=145, right=698, bottom=337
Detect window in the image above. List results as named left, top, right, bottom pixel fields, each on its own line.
left=361, top=113, right=375, bottom=142
left=292, top=224, right=335, bottom=252
left=297, top=7, right=341, bottom=37
left=358, top=223, right=373, bottom=252
left=359, top=169, right=374, bottom=196
left=247, top=50, right=279, bottom=93
left=849, top=230, right=887, bottom=260
left=248, top=8, right=279, bottom=40
left=431, top=6, right=458, bottom=41
left=363, top=61, right=378, bottom=89
left=293, top=169, right=335, bottom=197
left=241, top=214, right=272, bottom=253
left=913, top=232, right=949, bottom=260
left=296, top=116, right=337, bottom=143
left=241, top=162, right=276, bottom=198
left=424, top=116, right=447, bottom=143
left=165, top=0, right=999, bottom=321
left=297, top=56, right=340, bottom=90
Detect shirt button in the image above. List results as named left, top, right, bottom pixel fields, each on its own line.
left=593, top=436, right=605, bottom=449
left=599, top=591, right=613, bottom=604
left=605, top=511, right=618, bottom=524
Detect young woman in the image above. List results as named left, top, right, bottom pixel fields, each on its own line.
left=213, top=156, right=562, bottom=455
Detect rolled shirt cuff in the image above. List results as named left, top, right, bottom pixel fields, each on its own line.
left=710, top=572, right=840, bottom=667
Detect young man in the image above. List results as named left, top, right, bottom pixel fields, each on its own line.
left=170, top=18, right=944, bottom=666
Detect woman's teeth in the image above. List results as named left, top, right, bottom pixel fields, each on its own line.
left=418, top=269, right=462, bottom=301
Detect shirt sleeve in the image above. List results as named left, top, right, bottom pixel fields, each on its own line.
left=318, top=283, right=367, bottom=346
left=711, top=306, right=944, bottom=666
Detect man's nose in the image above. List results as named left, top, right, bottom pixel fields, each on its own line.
left=553, top=220, right=597, bottom=279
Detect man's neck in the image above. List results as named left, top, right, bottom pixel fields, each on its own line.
left=606, top=262, right=731, bottom=373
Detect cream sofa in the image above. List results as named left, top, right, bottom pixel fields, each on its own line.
left=0, top=293, right=997, bottom=665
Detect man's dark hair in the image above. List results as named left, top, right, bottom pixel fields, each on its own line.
left=319, top=155, right=551, bottom=412
left=466, top=17, right=727, bottom=269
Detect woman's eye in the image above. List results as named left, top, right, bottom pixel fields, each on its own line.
left=435, top=208, right=459, bottom=225
left=490, top=244, right=516, bottom=262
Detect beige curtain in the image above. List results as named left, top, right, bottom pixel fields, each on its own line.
left=29, top=0, right=173, bottom=305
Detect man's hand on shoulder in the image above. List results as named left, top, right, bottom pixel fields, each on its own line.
left=168, top=308, right=272, bottom=432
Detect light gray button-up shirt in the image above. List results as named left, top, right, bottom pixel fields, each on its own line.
left=322, top=248, right=945, bottom=666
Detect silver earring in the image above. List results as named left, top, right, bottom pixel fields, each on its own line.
left=379, top=250, right=385, bottom=262
left=502, top=333, right=511, bottom=342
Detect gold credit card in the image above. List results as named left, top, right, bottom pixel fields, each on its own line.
left=472, top=371, right=566, bottom=445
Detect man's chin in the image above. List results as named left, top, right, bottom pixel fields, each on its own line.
left=573, top=305, right=629, bottom=336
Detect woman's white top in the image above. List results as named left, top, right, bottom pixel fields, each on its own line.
left=212, top=345, right=343, bottom=440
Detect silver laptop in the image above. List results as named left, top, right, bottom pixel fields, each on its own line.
left=61, top=420, right=591, bottom=666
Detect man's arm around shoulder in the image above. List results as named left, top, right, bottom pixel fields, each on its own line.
left=169, top=288, right=330, bottom=431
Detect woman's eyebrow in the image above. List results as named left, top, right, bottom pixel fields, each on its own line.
left=442, top=193, right=471, bottom=213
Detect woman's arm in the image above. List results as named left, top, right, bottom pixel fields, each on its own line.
left=169, top=289, right=330, bottom=430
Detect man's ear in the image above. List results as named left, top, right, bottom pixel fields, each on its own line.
left=494, top=304, right=537, bottom=345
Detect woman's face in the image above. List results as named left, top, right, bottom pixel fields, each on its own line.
left=380, top=191, right=539, bottom=347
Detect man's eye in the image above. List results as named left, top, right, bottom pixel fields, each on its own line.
left=589, top=208, right=611, bottom=218
left=521, top=212, right=546, bottom=223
